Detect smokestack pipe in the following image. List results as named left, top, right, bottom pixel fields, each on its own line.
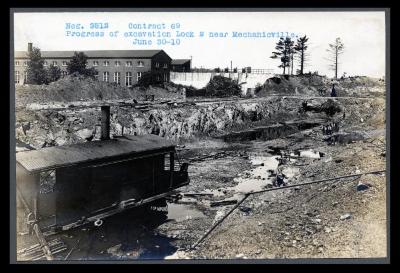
left=28, top=43, right=33, bottom=52
left=101, top=105, right=110, bottom=140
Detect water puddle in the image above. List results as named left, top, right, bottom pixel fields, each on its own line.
left=137, top=237, right=178, bottom=259
left=291, top=149, right=323, bottom=159
left=232, top=155, right=280, bottom=193
left=164, top=250, right=190, bottom=259
left=167, top=203, right=206, bottom=222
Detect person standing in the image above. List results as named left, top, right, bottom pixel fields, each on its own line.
left=331, top=84, right=337, bottom=97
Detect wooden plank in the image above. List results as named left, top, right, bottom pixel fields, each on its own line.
left=32, top=224, right=54, bottom=260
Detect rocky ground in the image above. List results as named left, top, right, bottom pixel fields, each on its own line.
left=181, top=130, right=386, bottom=259
left=15, top=76, right=387, bottom=261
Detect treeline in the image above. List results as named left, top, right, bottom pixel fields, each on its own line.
left=270, top=35, right=345, bottom=79
left=25, top=47, right=97, bottom=85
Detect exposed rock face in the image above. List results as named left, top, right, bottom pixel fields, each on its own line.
left=15, top=97, right=384, bottom=149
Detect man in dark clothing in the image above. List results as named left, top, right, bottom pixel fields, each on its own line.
left=276, top=175, right=284, bottom=187
left=331, top=84, right=337, bottom=97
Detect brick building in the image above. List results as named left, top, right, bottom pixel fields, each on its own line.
left=14, top=43, right=172, bottom=86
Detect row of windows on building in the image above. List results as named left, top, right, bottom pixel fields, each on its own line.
left=15, top=60, right=168, bottom=68
left=99, top=71, right=142, bottom=86
left=14, top=70, right=69, bottom=83
left=15, top=70, right=168, bottom=86
left=14, top=60, right=69, bottom=67
left=14, top=71, right=27, bottom=83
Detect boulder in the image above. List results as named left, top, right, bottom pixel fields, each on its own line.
left=357, top=182, right=371, bottom=191
left=75, top=128, right=94, bottom=140
left=340, top=213, right=351, bottom=220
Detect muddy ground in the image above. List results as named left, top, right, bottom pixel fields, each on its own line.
left=15, top=94, right=387, bottom=261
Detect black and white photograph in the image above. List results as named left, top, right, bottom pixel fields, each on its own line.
left=10, top=9, right=389, bottom=262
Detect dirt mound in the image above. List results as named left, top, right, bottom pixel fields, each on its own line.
left=256, top=74, right=330, bottom=96
left=336, top=76, right=385, bottom=97
left=15, top=75, right=185, bottom=108
left=255, top=75, right=385, bottom=97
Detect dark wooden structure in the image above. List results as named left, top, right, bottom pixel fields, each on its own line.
left=171, top=59, right=191, bottom=72
left=16, top=133, right=189, bottom=234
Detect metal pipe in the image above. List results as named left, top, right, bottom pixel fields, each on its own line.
left=191, top=193, right=250, bottom=249
left=101, top=105, right=110, bottom=140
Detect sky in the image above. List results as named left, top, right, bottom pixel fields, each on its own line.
left=13, top=11, right=386, bottom=78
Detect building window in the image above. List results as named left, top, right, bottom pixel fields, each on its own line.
left=163, top=73, right=168, bottom=82
left=23, top=61, right=28, bottom=67
left=103, top=61, right=109, bottom=66
left=115, top=61, right=120, bottom=67
left=52, top=61, right=58, bottom=66
left=44, top=61, right=48, bottom=66
left=93, top=61, right=99, bottom=66
left=125, top=72, right=132, bottom=87
left=163, top=63, right=168, bottom=68
left=137, top=61, right=144, bottom=67
left=62, top=71, right=67, bottom=77
left=94, top=71, right=99, bottom=80
left=114, top=72, right=121, bottom=85
left=156, top=74, right=160, bottom=81
left=62, top=61, right=68, bottom=66
left=137, top=72, right=142, bottom=81
left=24, top=71, right=28, bottom=83
left=15, top=71, right=20, bottom=84
left=126, top=61, right=132, bottom=67
left=103, top=71, right=109, bottom=82
left=155, top=62, right=160, bottom=68
left=15, top=61, right=20, bottom=66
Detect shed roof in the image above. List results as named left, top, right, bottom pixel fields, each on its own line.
left=171, top=59, right=191, bottom=65
left=14, top=50, right=165, bottom=59
left=16, top=134, right=174, bottom=173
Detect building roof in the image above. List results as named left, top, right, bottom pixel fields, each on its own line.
left=171, top=59, right=191, bottom=65
left=14, top=50, right=166, bottom=59
left=16, top=134, right=174, bottom=173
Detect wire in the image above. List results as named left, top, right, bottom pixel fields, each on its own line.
left=190, top=169, right=385, bottom=249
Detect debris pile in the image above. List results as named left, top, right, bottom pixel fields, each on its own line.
left=255, top=74, right=384, bottom=97
left=203, top=76, right=242, bottom=97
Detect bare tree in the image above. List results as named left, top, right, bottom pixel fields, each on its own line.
left=289, top=48, right=295, bottom=75
left=326, top=37, right=345, bottom=79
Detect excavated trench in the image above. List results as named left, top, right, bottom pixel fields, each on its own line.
left=17, top=97, right=373, bottom=260
left=221, top=121, right=321, bottom=142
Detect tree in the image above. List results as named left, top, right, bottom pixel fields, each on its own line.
left=66, top=52, right=97, bottom=78
left=271, top=37, right=294, bottom=75
left=294, top=35, right=309, bottom=75
left=47, top=64, right=61, bottom=82
left=26, top=47, right=47, bottom=84
left=137, top=71, right=163, bottom=88
left=204, top=75, right=241, bottom=97
left=326, top=37, right=345, bottom=79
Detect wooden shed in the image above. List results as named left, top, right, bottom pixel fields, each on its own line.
left=16, top=133, right=189, bottom=234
